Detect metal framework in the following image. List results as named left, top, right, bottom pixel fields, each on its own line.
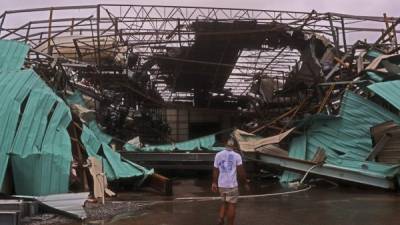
left=0, top=4, right=398, bottom=104
left=248, top=152, right=396, bottom=190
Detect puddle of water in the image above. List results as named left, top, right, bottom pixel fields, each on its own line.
left=65, top=178, right=400, bottom=225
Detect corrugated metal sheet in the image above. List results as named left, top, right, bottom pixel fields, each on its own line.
left=280, top=136, right=307, bottom=182
left=304, top=91, right=400, bottom=160
left=0, top=69, right=72, bottom=195
left=80, top=124, right=152, bottom=181
left=233, top=128, right=294, bottom=152
left=13, top=192, right=89, bottom=220
left=0, top=154, right=9, bottom=191
left=0, top=40, right=29, bottom=72
left=1, top=40, right=149, bottom=195
left=0, top=40, right=30, bottom=191
left=368, top=80, right=400, bottom=110
left=281, top=91, right=400, bottom=182
left=67, top=90, right=153, bottom=180
left=36, top=192, right=88, bottom=220
left=371, top=122, right=400, bottom=164
left=124, top=132, right=219, bottom=152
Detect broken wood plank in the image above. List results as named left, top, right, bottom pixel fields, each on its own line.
left=366, top=134, right=392, bottom=161
left=311, top=148, right=326, bottom=164
left=317, top=84, right=335, bottom=113
left=147, top=173, right=173, bottom=196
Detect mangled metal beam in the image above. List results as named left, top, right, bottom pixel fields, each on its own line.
left=249, top=152, right=396, bottom=189
left=120, top=152, right=217, bottom=170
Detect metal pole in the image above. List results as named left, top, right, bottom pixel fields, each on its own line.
left=96, top=5, right=102, bottom=67
left=48, top=8, right=53, bottom=55
left=0, top=12, right=6, bottom=36
left=328, top=13, right=339, bottom=48
left=340, top=17, right=347, bottom=52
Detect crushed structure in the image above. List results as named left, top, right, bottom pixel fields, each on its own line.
left=0, top=3, right=400, bottom=222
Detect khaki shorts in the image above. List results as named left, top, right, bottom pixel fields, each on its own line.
left=219, top=187, right=239, bottom=204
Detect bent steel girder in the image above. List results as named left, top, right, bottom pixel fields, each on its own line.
left=0, top=5, right=398, bottom=103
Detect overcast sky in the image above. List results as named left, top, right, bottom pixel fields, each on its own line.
left=1, top=0, right=399, bottom=16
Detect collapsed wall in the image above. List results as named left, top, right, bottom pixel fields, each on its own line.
left=0, top=40, right=152, bottom=196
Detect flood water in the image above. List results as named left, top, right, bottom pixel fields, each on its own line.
left=67, top=178, right=400, bottom=225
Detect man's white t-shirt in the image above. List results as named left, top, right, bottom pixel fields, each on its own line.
left=213, top=149, right=243, bottom=188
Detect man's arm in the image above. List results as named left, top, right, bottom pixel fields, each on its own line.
left=212, top=154, right=219, bottom=193
left=236, top=154, right=250, bottom=188
left=237, top=165, right=249, bottom=184
left=212, top=167, right=219, bottom=192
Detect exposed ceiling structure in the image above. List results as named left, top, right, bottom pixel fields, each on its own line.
left=0, top=5, right=398, bottom=108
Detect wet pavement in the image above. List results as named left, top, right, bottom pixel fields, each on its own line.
left=66, top=178, right=400, bottom=225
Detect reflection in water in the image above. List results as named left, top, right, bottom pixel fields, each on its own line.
left=65, top=179, right=400, bottom=225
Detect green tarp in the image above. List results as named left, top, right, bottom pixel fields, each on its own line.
left=281, top=91, right=400, bottom=182
left=368, top=80, right=400, bottom=110
left=0, top=69, right=72, bottom=195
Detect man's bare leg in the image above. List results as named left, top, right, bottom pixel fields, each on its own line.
left=218, top=202, right=227, bottom=224
left=226, top=203, right=236, bottom=225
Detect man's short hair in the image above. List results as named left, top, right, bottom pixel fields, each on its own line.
left=215, top=132, right=231, bottom=145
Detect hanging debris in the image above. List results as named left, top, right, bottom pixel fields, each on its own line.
left=1, top=5, right=400, bottom=197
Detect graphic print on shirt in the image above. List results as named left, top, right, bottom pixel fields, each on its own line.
left=219, top=154, right=234, bottom=173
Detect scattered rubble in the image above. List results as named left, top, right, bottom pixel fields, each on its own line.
left=0, top=4, right=400, bottom=224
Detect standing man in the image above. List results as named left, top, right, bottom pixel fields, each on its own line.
left=212, top=134, right=249, bottom=225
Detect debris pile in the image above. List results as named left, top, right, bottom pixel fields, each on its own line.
left=0, top=6, right=400, bottom=222
left=239, top=19, right=400, bottom=189
left=0, top=40, right=156, bottom=220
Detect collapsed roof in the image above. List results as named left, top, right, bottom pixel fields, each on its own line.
left=1, top=5, right=398, bottom=108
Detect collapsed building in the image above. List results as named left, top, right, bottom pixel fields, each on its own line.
left=0, top=4, right=400, bottom=222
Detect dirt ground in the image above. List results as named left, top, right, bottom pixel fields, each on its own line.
left=57, top=177, right=400, bottom=225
